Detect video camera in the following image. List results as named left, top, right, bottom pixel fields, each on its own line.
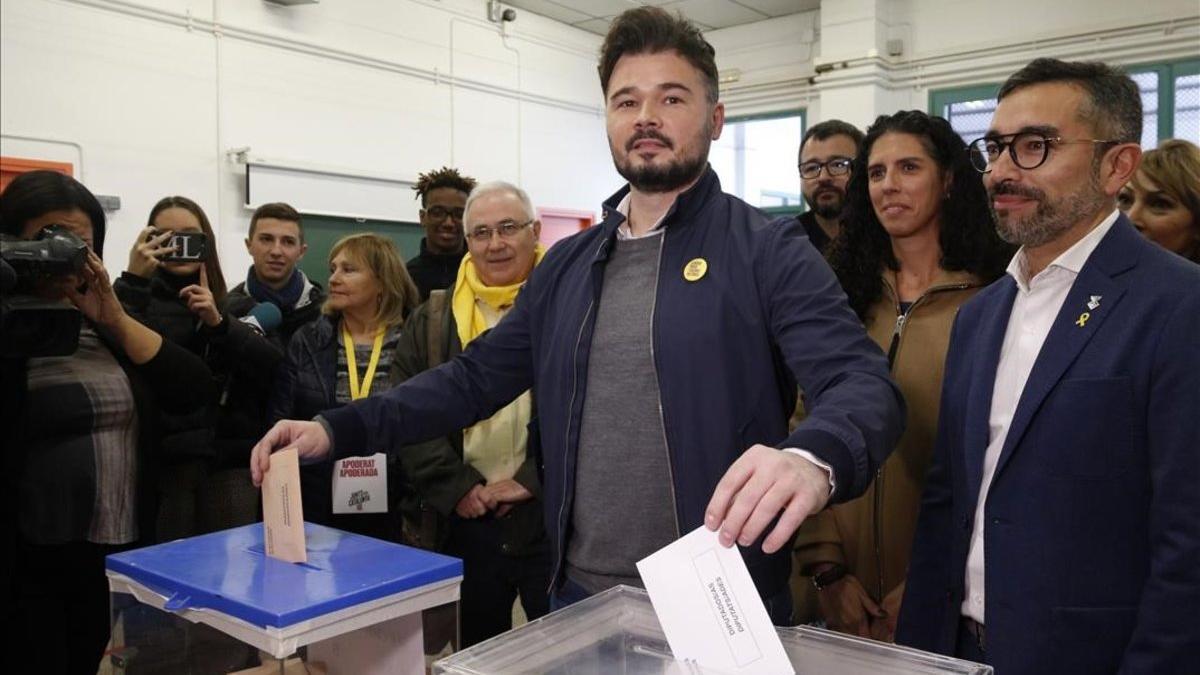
left=0, top=225, right=89, bottom=357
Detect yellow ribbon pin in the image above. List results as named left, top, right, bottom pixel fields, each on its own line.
left=1075, top=312, right=1090, bottom=327
left=683, top=258, right=708, bottom=282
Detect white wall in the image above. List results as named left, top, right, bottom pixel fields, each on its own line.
left=708, top=0, right=1200, bottom=128
left=1, top=0, right=618, bottom=278
left=5, top=0, right=1198, bottom=274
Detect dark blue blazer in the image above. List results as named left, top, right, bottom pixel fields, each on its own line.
left=896, top=216, right=1200, bottom=674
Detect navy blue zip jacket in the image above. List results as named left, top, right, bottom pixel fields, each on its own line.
left=322, top=167, right=904, bottom=599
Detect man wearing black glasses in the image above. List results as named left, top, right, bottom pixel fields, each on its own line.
left=406, top=166, right=477, bottom=301
left=796, top=120, right=864, bottom=253
left=898, top=58, right=1200, bottom=674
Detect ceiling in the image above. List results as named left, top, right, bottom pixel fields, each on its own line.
left=504, top=0, right=820, bottom=35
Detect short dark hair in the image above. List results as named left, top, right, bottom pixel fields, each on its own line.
left=412, top=167, right=476, bottom=207
left=598, top=7, right=718, bottom=105
left=801, top=120, right=865, bottom=158
left=998, top=58, right=1142, bottom=144
left=0, top=170, right=107, bottom=257
left=249, top=202, right=303, bottom=242
left=829, top=110, right=1014, bottom=318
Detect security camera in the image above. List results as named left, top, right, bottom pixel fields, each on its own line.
left=487, top=1, right=516, bottom=23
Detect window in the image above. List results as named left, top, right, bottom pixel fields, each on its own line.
left=930, top=59, right=1200, bottom=148
left=709, top=111, right=805, bottom=215
left=930, top=84, right=1000, bottom=147
left=1129, top=60, right=1200, bottom=146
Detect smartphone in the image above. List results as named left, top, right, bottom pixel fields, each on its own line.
left=162, top=232, right=208, bottom=262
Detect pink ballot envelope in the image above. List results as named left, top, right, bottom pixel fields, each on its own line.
left=262, top=447, right=307, bottom=563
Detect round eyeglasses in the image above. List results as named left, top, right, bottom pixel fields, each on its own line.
left=968, top=133, right=1118, bottom=173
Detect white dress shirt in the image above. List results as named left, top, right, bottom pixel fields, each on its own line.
left=962, top=209, right=1120, bottom=623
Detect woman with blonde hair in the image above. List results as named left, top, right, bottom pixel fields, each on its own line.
left=1119, top=138, right=1200, bottom=263
left=268, top=232, right=420, bottom=540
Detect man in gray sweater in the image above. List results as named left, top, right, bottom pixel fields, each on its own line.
left=252, top=7, right=903, bottom=625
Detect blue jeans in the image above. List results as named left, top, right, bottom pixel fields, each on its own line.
left=549, top=577, right=593, bottom=612
left=551, top=577, right=795, bottom=626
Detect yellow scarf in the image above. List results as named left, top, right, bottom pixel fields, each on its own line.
left=451, top=244, right=546, bottom=347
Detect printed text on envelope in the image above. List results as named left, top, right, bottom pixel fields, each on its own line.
left=693, top=549, right=761, bottom=667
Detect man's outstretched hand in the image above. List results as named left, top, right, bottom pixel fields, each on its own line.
left=250, top=420, right=333, bottom=486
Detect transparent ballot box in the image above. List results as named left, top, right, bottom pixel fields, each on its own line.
left=433, top=585, right=991, bottom=675
left=106, top=523, right=462, bottom=674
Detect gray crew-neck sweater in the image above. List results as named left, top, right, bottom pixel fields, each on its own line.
left=567, top=232, right=679, bottom=594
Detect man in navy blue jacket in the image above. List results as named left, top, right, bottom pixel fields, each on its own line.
left=897, top=58, right=1200, bottom=673
left=252, top=7, right=903, bottom=623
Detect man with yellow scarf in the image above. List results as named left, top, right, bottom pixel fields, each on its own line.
left=390, top=181, right=548, bottom=647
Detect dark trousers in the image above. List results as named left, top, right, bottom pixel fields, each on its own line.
left=955, top=617, right=989, bottom=665
left=12, top=536, right=133, bottom=675
left=447, top=518, right=551, bottom=647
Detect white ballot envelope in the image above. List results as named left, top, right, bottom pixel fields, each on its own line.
left=637, top=526, right=794, bottom=675
left=331, top=453, right=388, bottom=514
left=262, top=447, right=307, bottom=563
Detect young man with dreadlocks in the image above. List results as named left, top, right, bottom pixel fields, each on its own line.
left=406, top=167, right=478, bottom=301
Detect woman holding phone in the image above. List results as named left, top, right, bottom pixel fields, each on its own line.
left=115, top=196, right=280, bottom=540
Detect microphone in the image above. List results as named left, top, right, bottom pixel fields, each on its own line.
left=239, top=302, right=282, bottom=336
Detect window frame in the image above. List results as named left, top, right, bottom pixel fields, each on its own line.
left=1127, top=58, right=1200, bottom=140
left=929, top=58, right=1200, bottom=146
left=714, top=108, right=807, bottom=217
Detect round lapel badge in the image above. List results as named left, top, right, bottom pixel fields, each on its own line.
left=683, top=258, right=708, bottom=282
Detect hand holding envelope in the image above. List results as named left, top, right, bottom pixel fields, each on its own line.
left=250, top=419, right=332, bottom=487
left=638, top=527, right=795, bottom=675
left=704, top=444, right=832, bottom=554
left=261, top=447, right=307, bottom=563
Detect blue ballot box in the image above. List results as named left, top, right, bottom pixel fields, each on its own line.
left=106, top=523, right=462, bottom=675
left=434, top=586, right=991, bottom=675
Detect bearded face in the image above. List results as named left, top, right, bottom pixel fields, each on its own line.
left=611, top=120, right=713, bottom=194
left=604, top=51, right=723, bottom=195
left=990, top=161, right=1107, bottom=248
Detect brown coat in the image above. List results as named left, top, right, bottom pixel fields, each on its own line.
left=793, top=269, right=983, bottom=607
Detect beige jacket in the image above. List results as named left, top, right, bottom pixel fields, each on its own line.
left=794, top=269, right=984, bottom=605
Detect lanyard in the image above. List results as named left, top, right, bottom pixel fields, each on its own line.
left=343, top=324, right=385, bottom=400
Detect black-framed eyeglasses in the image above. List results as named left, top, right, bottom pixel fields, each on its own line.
left=467, top=219, right=532, bottom=243
left=968, top=133, right=1119, bottom=173
left=799, top=157, right=853, bottom=180
left=425, top=205, right=465, bottom=222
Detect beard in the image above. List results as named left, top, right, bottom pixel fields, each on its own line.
left=806, top=187, right=845, bottom=219
left=991, top=172, right=1107, bottom=248
left=611, top=124, right=712, bottom=194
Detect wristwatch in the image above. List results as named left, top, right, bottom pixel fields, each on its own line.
left=811, top=564, right=847, bottom=591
